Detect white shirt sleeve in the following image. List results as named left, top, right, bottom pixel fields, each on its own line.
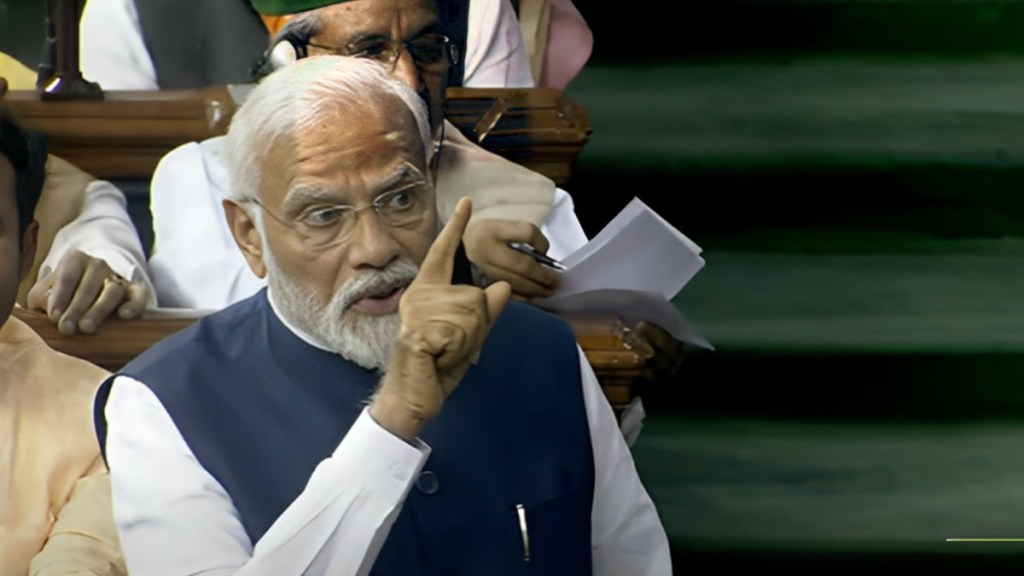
left=539, top=187, right=588, bottom=261
left=40, top=179, right=154, bottom=305
left=577, top=345, right=673, bottom=575
left=80, top=0, right=160, bottom=90
left=148, top=138, right=266, bottom=310
left=106, top=349, right=670, bottom=575
left=105, top=377, right=429, bottom=576
left=463, top=0, right=535, bottom=88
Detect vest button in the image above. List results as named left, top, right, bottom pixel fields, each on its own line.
left=416, top=470, right=440, bottom=495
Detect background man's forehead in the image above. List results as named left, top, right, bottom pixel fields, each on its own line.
left=251, top=0, right=438, bottom=17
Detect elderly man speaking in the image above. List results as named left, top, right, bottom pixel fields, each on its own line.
left=96, top=56, right=670, bottom=575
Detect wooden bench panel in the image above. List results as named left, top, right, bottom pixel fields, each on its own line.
left=13, top=307, right=655, bottom=410
left=5, top=86, right=591, bottom=185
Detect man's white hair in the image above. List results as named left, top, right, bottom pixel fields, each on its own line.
left=224, top=55, right=433, bottom=203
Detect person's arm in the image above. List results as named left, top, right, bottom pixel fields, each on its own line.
left=148, top=139, right=266, bottom=309
left=80, top=0, right=160, bottom=90
left=463, top=0, right=535, bottom=88
left=28, top=176, right=153, bottom=334
left=435, top=122, right=560, bottom=298
left=578, top=346, right=673, bottom=575
left=459, top=185, right=587, bottom=299
left=105, top=377, right=428, bottom=576
left=29, top=460, right=127, bottom=576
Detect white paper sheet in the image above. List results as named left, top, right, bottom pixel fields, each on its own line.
left=547, top=197, right=704, bottom=299
left=534, top=197, right=710, bottom=348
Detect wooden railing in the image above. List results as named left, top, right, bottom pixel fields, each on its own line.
left=12, top=307, right=655, bottom=411
left=4, top=86, right=590, bottom=185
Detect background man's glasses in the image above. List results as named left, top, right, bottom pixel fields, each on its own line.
left=246, top=184, right=431, bottom=249
left=307, top=33, right=458, bottom=73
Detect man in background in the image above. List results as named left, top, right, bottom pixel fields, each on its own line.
left=80, top=0, right=533, bottom=90
left=138, top=0, right=587, bottom=309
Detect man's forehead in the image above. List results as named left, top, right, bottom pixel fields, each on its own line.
left=252, top=0, right=436, bottom=19
left=313, top=0, right=438, bottom=38
left=283, top=162, right=426, bottom=203
left=251, top=0, right=351, bottom=16
left=270, top=124, right=428, bottom=206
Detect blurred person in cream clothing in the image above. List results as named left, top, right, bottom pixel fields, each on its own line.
left=0, top=104, right=125, bottom=576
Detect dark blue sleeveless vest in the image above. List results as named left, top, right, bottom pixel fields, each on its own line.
left=97, top=290, right=594, bottom=575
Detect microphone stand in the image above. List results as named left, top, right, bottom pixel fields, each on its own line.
left=38, top=0, right=103, bottom=100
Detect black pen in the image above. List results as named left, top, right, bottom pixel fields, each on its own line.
left=507, top=242, right=567, bottom=271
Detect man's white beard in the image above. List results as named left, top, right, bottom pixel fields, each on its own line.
left=265, top=249, right=419, bottom=372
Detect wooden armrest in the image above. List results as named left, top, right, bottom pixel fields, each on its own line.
left=555, top=311, right=661, bottom=410
left=12, top=307, right=197, bottom=372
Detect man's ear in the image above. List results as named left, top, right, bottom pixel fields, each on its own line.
left=223, top=199, right=267, bottom=279
left=18, top=220, right=38, bottom=280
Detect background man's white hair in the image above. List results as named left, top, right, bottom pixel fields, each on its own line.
left=224, top=55, right=433, bottom=204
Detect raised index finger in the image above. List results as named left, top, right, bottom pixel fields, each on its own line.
left=416, top=196, right=472, bottom=284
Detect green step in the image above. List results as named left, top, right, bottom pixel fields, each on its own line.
left=565, top=60, right=1024, bottom=239
left=581, top=0, right=1024, bottom=64
left=676, top=248, right=1024, bottom=352
left=632, top=414, right=1024, bottom=574
left=643, top=246, right=1024, bottom=418
left=567, top=60, right=1024, bottom=171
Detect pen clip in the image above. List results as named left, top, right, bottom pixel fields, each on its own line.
left=516, top=503, right=530, bottom=562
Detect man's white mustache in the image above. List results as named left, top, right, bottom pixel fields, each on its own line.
left=337, top=261, right=420, bottom=312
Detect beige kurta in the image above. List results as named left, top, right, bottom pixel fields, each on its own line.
left=0, top=316, right=126, bottom=576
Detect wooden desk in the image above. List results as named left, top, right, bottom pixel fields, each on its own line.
left=13, top=307, right=654, bottom=411
left=4, top=86, right=591, bottom=186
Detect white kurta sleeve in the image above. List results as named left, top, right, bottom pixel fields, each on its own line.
left=463, top=0, right=535, bottom=88
left=148, top=138, right=266, bottom=309
left=540, top=187, right=588, bottom=261
left=578, top=347, right=673, bottom=575
left=39, top=179, right=154, bottom=305
left=105, top=377, right=428, bottom=576
left=80, top=0, right=160, bottom=90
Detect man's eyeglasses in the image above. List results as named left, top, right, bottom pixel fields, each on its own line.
left=307, top=33, right=458, bottom=74
left=246, top=183, right=431, bottom=249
